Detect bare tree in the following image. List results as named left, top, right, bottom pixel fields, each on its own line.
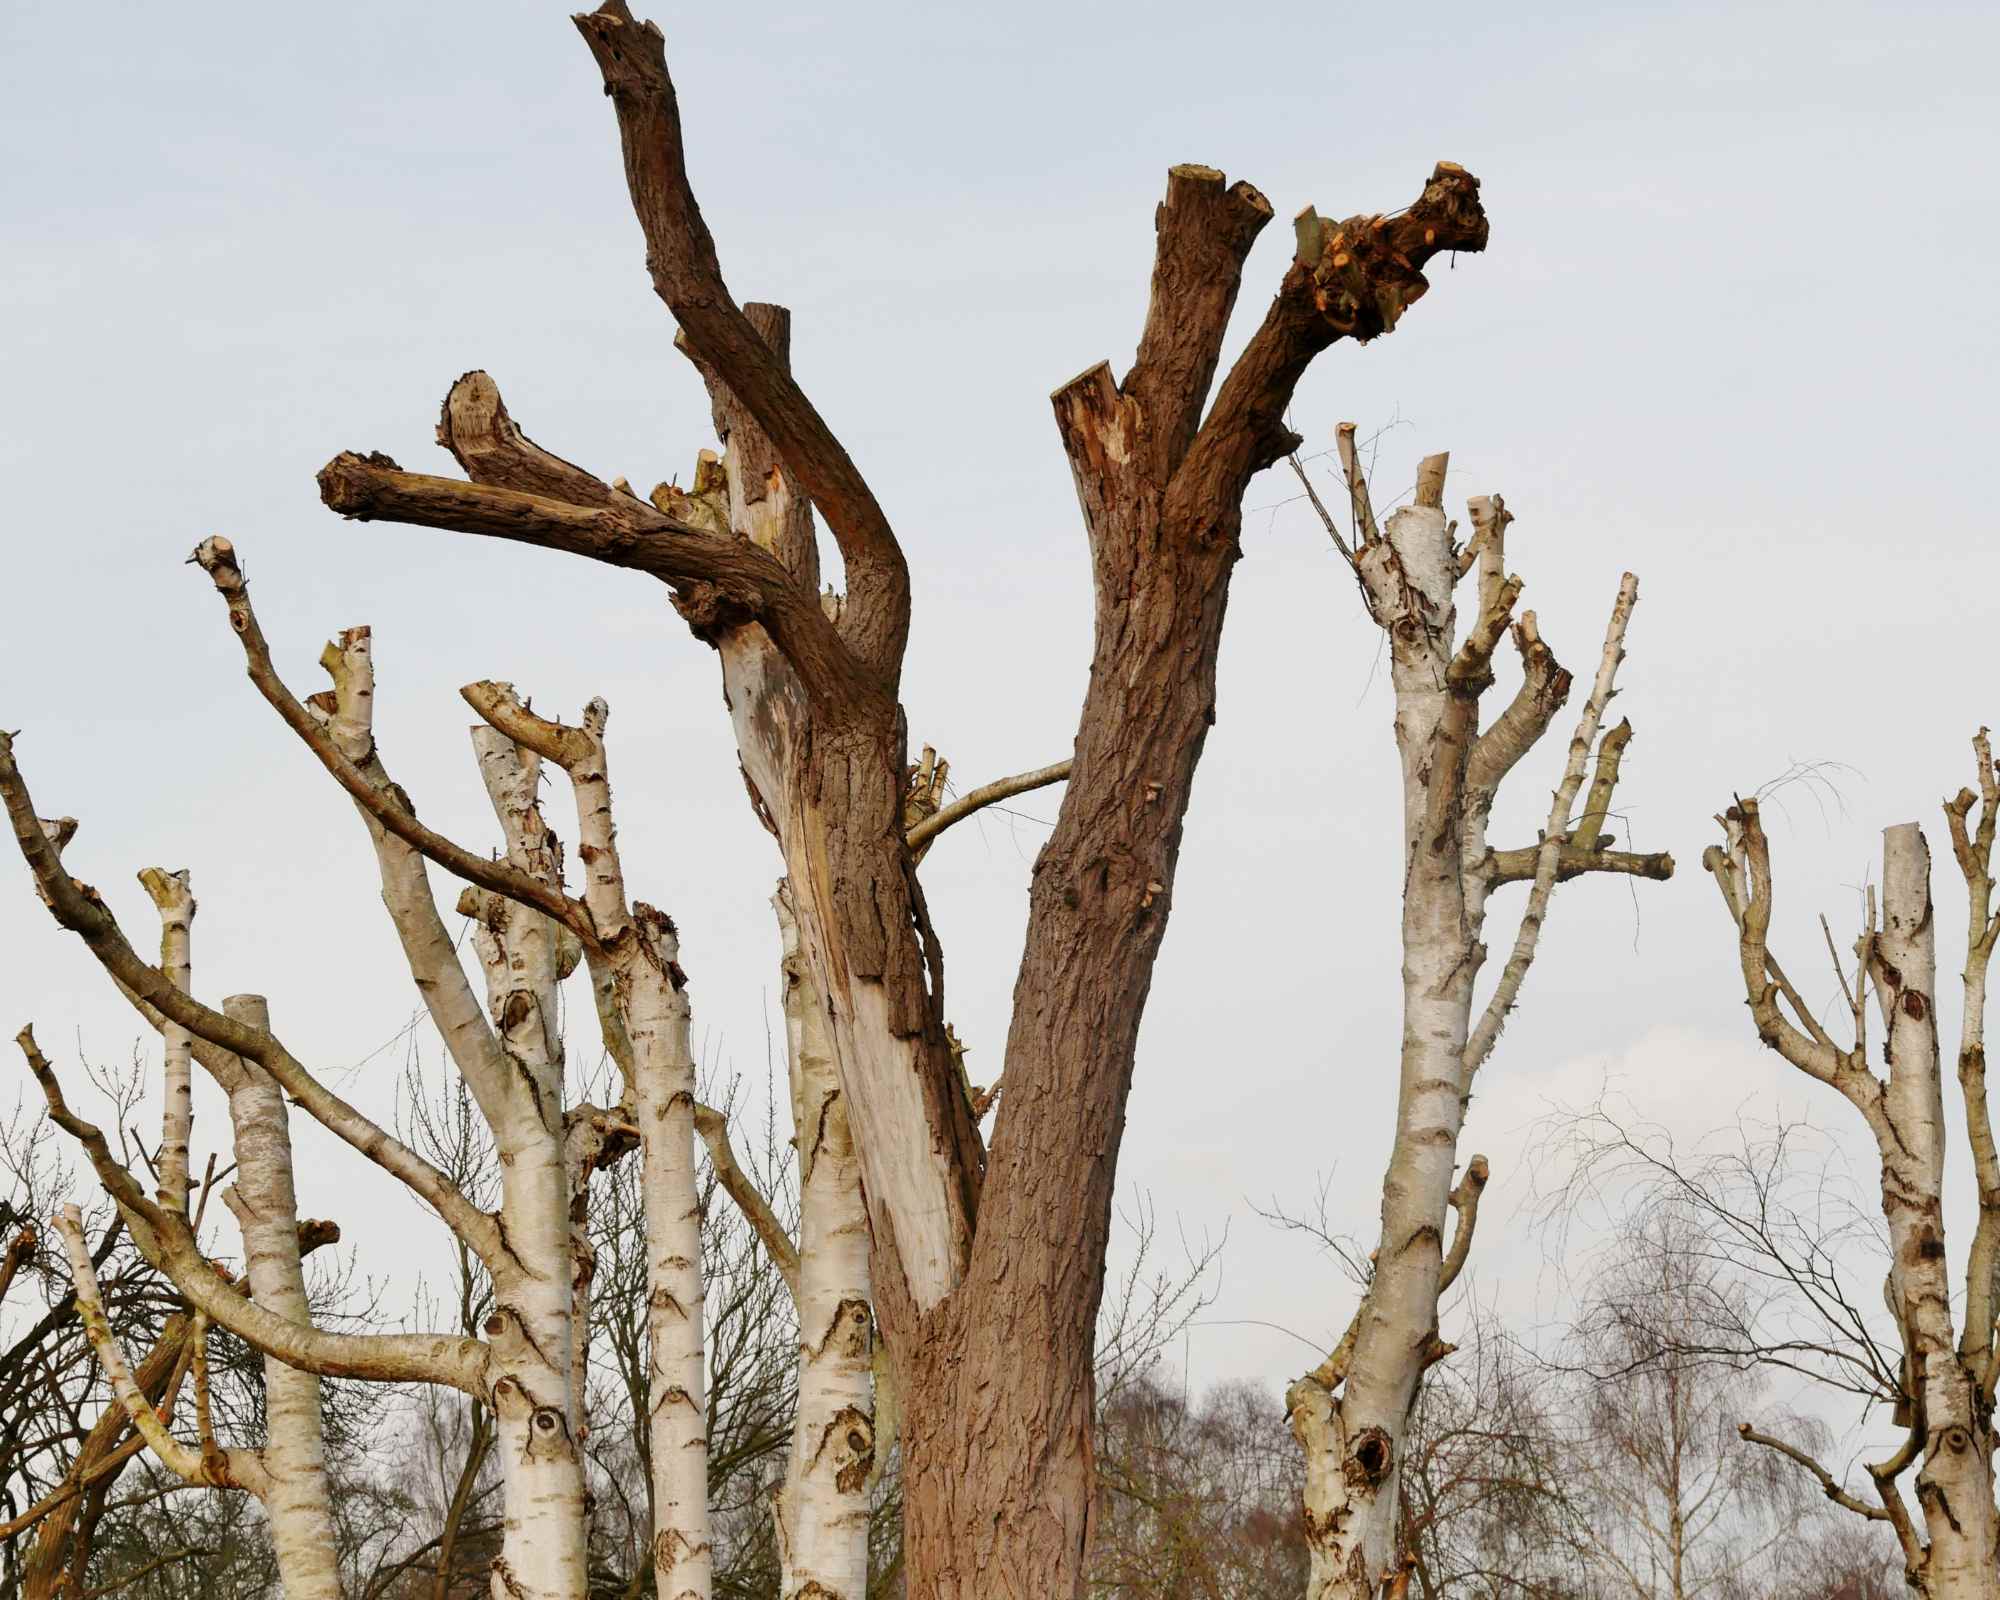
left=0, top=527, right=725, bottom=1600
left=1546, top=1214, right=1837, bottom=1600
left=1281, top=439, right=1671, bottom=1595
left=1, top=1071, right=195, bottom=1600
left=1704, top=734, right=2000, bottom=1597
left=1090, top=1377, right=1307, bottom=1598
left=0, top=1042, right=383, bottom=1600
left=281, top=6, right=1492, bottom=1589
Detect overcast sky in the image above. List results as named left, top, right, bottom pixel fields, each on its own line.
left=5, top=0, right=1997, bottom=1450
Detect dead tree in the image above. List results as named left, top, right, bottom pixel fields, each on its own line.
left=1284, top=443, right=1670, bottom=1597
left=1705, top=735, right=2000, bottom=1597
left=288, top=6, right=1488, bottom=1588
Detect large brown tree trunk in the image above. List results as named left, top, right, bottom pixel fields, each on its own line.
left=302, top=13, right=1490, bottom=1591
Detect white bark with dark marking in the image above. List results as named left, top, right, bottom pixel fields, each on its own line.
left=458, top=684, right=711, bottom=1600
left=217, top=993, right=344, bottom=1600
left=464, top=730, right=589, bottom=1600
left=773, top=885, right=873, bottom=1599
left=1289, top=456, right=1654, bottom=1599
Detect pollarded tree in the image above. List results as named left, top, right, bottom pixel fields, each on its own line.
left=1283, top=439, right=1671, bottom=1597
left=0, top=541, right=712, bottom=1600
left=1705, top=733, right=2000, bottom=1598
left=303, top=6, right=1489, bottom=1589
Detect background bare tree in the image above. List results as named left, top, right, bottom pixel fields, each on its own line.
left=1701, top=734, right=2000, bottom=1595
left=1282, top=437, right=1671, bottom=1596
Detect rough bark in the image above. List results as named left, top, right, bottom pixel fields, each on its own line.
left=276, top=12, right=1494, bottom=1589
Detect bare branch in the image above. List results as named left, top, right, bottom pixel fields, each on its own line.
left=1287, top=450, right=1356, bottom=566
left=1736, top=1422, right=1904, bottom=1536
left=905, top=760, right=1073, bottom=857
left=1334, top=422, right=1380, bottom=547
left=191, top=539, right=595, bottom=944
left=1702, top=799, right=1880, bottom=1115
left=1465, top=575, right=1644, bottom=1073
left=1176, top=166, right=1487, bottom=510
left=693, top=1102, right=798, bottom=1302
left=1464, top=612, right=1573, bottom=814
left=315, top=448, right=868, bottom=713
left=1125, top=164, right=1273, bottom=476
left=0, top=733, right=503, bottom=1268
left=572, top=0, right=910, bottom=681
left=22, top=1028, right=486, bottom=1394
left=1485, top=841, right=1675, bottom=888
left=57, top=1207, right=236, bottom=1492
left=1570, top=718, right=1631, bottom=850
left=1437, top=1155, right=1490, bottom=1296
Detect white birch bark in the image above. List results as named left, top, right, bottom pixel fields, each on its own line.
left=772, top=883, right=873, bottom=1599
left=1709, top=778, right=2000, bottom=1596
left=128, top=861, right=343, bottom=1600
left=1870, top=827, right=1998, bottom=1598
left=313, top=624, right=587, bottom=1600
left=463, top=729, right=590, bottom=1600
left=216, top=993, right=344, bottom=1600
left=1289, top=448, right=1657, bottom=1598
left=459, top=684, right=712, bottom=1600
left=136, top=868, right=194, bottom=1220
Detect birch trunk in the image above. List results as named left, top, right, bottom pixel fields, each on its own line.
left=217, top=992, right=343, bottom=1600
left=661, top=321, right=870, bottom=1594
left=1709, top=779, right=2000, bottom=1595
left=773, top=884, right=873, bottom=1599
left=457, top=684, right=711, bottom=1600
left=621, top=897, right=709, bottom=1600
left=463, top=729, right=590, bottom=1600
left=1871, top=826, right=2000, bottom=1598
left=1291, top=494, right=1473, bottom=1596
left=135, top=867, right=194, bottom=1219
left=133, top=859, right=345, bottom=1600
left=314, top=623, right=588, bottom=1600
left=1288, top=459, right=1656, bottom=1598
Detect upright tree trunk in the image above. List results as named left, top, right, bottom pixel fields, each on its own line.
left=773, top=885, right=874, bottom=1599
left=1285, top=463, right=1655, bottom=1598
left=463, top=730, right=591, bottom=1600
left=1872, top=827, right=2000, bottom=1598
left=1293, top=492, right=1476, bottom=1596
left=313, top=23, right=1492, bottom=1584
left=218, top=991, right=344, bottom=1600
left=459, top=682, right=713, bottom=1600
left=1711, top=786, right=2000, bottom=1596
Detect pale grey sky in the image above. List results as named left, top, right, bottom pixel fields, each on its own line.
left=4, top=0, right=1997, bottom=1424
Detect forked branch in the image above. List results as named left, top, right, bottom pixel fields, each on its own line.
left=572, top=0, right=910, bottom=682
